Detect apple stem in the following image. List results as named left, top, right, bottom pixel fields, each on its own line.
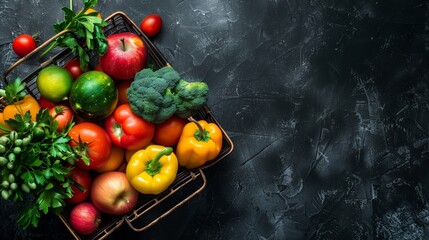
left=120, top=38, right=126, bottom=51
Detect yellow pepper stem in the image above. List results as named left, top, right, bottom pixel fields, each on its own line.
left=188, top=117, right=210, bottom=142
left=146, top=147, right=173, bottom=176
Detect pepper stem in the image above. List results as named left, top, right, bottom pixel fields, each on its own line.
left=145, top=147, right=173, bottom=176
left=188, top=117, right=210, bottom=142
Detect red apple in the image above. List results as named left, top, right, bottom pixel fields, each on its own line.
left=90, top=171, right=139, bottom=215
left=70, top=202, right=101, bottom=235
left=66, top=168, right=92, bottom=205
left=99, top=32, right=147, bottom=80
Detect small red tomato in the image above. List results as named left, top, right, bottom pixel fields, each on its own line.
left=12, top=34, right=37, bottom=58
left=64, top=58, right=87, bottom=79
left=49, top=105, right=74, bottom=132
left=38, top=96, right=56, bottom=109
left=153, top=115, right=186, bottom=147
left=140, top=14, right=162, bottom=37
left=65, top=168, right=92, bottom=205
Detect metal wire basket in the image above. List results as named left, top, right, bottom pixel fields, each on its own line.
left=1, top=11, right=234, bottom=240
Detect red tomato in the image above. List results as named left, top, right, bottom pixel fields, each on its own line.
left=49, top=105, right=74, bottom=132
left=65, top=168, right=92, bottom=205
left=104, top=103, right=154, bottom=150
left=69, top=122, right=112, bottom=169
left=117, top=80, right=132, bottom=105
left=140, top=14, right=162, bottom=37
left=153, top=116, right=186, bottom=146
left=64, top=58, right=87, bottom=79
left=38, top=96, right=56, bottom=109
left=12, top=34, right=37, bottom=57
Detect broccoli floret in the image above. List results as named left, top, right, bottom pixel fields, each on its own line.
left=127, top=67, right=179, bottom=123
left=174, top=80, right=209, bottom=118
left=128, top=66, right=209, bottom=123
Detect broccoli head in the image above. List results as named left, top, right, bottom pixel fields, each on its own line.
left=174, top=79, right=209, bottom=118
left=127, top=67, right=180, bottom=123
left=127, top=66, right=209, bottom=123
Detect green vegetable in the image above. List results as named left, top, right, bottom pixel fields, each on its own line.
left=41, top=0, right=108, bottom=71
left=0, top=157, right=7, bottom=166
left=174, top=79, right=209, bottom=118
left=0, top=145, right=6, bottom=153
left=0, top=110, right=77, bottom=229
left=2, top=190, right=9, bottom=200
left=2, top=181, right=9, bottom=189
left=15, top=139, right=23, bottom=146
left=127, top=67, right=179, bottom=123
left=7, top=162, right=14, bottom=170
left=21, top=184, right=30, bottom=193
left=128, top=66, right=209, bottom=123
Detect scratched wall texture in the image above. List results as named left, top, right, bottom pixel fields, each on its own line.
left=0, top=0, right=428, bottom=239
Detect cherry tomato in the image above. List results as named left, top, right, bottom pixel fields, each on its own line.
left=153, top=115, right=186, bottom=147
left=65, top=168, right=92, bottom=205
left=38, top=96, right=56, bottom=109
left=49, top=105, right=74, bottom=132
left=117, top=80, right=132, bottom=105
left=140, top=14, right=162, bottom=37
left=69, top=122, right=112, bottom=170
left=12, top=34, right=37, bottom=58
left=64, top=58, right=87, bottom=79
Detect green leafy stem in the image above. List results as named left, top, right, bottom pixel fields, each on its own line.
left=40, top=0, right=108, bottom=71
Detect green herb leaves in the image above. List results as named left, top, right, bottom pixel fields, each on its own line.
left=0, top=78, right=27, bottom=104
left=0, top=110, right=77, bottom=228
left=41, top=0, right=108, bottom=71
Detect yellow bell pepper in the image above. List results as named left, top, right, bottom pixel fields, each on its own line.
left=176, top=117, right=223, bottom=169
left=126, top=145, right=178, bottom=195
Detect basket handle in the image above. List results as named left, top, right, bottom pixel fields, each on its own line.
left=2, top=29, right=73, bottom=84
left=124, top=169, right=207, bottom=232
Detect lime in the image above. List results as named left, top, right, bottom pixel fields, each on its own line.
left=37, top=65, right=73, bottom=103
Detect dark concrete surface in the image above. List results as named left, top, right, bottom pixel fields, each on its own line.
left=1, top=0, right=429, bottom=239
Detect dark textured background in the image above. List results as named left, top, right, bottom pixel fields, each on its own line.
left=1, top=0, right=429, bottom=239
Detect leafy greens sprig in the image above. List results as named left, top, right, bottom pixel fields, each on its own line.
left=0, top=109, right=78, bottom=229
left=41, top=0, right=108, bottom=71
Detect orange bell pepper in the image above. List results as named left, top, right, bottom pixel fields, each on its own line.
left=1, top=78, right=40, bottom=129
left=0, top=113, right=10, bottom=135
left=176, top=117, right=223, bottom=169
left=3, top=95, right=40, bottom=124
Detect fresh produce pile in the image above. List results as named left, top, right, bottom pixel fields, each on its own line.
left=1, top=0, right=223, bottom=235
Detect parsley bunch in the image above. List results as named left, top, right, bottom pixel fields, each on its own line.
left=41, top=0, right=108, bottom=71
left=0, top=109, right=78, bottom=229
